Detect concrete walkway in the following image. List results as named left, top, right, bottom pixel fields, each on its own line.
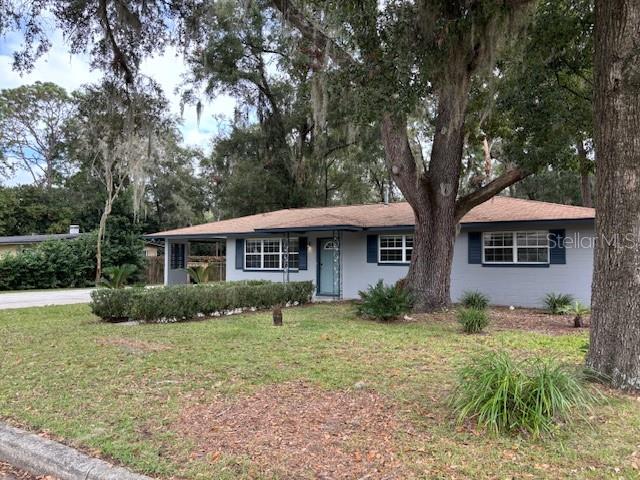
left=0, top=289, right=94, bottom=310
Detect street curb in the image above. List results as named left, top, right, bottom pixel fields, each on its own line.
left=0, top=422, right=152, bottom=480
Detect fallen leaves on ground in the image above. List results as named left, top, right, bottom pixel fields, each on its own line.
left=176, top=381, right=414, bottom=479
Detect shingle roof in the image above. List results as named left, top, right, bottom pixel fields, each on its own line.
left=0, top=233, right=82, bottom=245
left=147, top=196, right=595, bottom=238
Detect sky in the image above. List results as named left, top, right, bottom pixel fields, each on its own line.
left=0, top=26, right=236, bottom=184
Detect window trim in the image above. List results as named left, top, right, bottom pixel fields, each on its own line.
left=378, top=234, right=413, bottom=264
left=243, top=237, right=299, bottom=271
left=482, top=231, right=550, bottom=265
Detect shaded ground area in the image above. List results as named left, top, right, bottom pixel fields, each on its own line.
left=177, top=381, right=410, bottom=479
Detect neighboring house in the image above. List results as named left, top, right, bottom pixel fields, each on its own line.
left=143, top=241, right=161, bottom=257
left=0, top=225, right=82, bottom=257
left=146, top=197, right=596, bottom=308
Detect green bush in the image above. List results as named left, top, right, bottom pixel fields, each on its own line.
left=543, top=293, right=575, bottom=315
left=457, top=307, right=490, bottom=333
left=356, top=280, right=411, bottom=321
left=460, top=290, right=490, bottom=309
left=89, top=288, right=143, bottom=322
left=450, top=351, right=596, bottom=436
left=90, top=280, right=315, bottom=323
left=0, top=231, right=144, bottom=291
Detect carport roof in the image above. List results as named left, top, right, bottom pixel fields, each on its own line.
left=0, top=233, right=82, bottom=245
left=146, top=196, right=595, bottom=239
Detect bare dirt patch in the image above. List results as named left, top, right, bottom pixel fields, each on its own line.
left=176, top=382, right=412, bottom=479
left=414, top=307, right=589, bottom=335
left=95, top=337, right=171, bottom=354
left=488, top=307, right=589, bottom=334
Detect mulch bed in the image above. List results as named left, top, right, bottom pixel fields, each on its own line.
left=0, top=462, right=55, bottom=480
left=488, top=307, right=590, bottom=334
left=176, top=381, right=412, bottom=479
left=413, top=306, right=590, bottom=335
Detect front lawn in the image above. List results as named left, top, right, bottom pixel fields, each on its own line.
left=0, top=304, right=638, bottom=479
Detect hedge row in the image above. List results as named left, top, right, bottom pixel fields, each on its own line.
left=90, top=280, right=315, bottom=322
left=0, top=231, right=144, bottom=291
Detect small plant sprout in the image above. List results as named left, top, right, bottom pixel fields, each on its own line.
left=560, top=301, right=590, bottom=328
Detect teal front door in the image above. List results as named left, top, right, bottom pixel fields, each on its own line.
left=318, top=238, right=339, bottom=296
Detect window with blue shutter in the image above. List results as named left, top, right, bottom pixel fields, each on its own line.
left=468, top=232, right=482, bottom=264
left=549, top=229, right=566, bottom=264
left=366, top=235, right=378, bottom=263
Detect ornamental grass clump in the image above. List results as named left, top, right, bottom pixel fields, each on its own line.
left=543, top=293, right=575, bottom=315
left=450, top=351, right=597, bottom=437
left=457, top=307, right=490, bottom=333
left=356, top=280, right=411, bottom=321
left=460, top=290, right=490, bottom=310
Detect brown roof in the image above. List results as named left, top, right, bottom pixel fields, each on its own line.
left=148, top=196, right=595, bottom=237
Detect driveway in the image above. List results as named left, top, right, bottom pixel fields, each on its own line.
left=0, top=289, right=94, bottom=310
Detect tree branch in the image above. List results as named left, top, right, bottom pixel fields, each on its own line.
left=269, top=0, right=357, bottom=68
left=454, top=167, right=530, bottom=221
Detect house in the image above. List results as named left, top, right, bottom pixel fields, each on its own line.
left=0, top=225, right=82, bottom=257
left=146, top=196, right=596, bottom=308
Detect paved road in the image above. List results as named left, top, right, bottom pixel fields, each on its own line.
left=0, top=289, right=94, bottom=310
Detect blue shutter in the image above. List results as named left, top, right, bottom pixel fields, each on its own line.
left=235, top=239, right=244, bottom=269
left=549, top=229, right=566, bottom=264
left=298, top=237, right=308, bottom=270
left=179, top=243, right=186, bottom=269
left=468, top=232, right=482, bottom=264
left=367, top=235, right=378, bottom=263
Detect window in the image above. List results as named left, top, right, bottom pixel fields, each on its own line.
left=379, top=234, right=413, bottom=263
left=244, top=238, right=299, bottom=270
left=482, top=231, right=549, bottom=264
left=170, top=243, right=186, bottom=269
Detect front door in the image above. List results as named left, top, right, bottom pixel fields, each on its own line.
left=318, top=238, right=339, bottom=296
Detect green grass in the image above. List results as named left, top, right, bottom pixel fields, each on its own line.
left=0, top=303, right=638, bottom=479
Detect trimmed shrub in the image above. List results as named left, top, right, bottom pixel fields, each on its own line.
left=543, top=293, right=575, bottom=315
left=90, top=280, right=315, bottom=323
left=356, top=280, right=411, bottom=321
left=450, top=351, right=596, bottom=436
left=457, top=307, right=490, bottom=333
left=460, top=290, right=490, bottom=310
left=89, top=288, right=143, bottom=322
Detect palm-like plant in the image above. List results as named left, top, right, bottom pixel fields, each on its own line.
left=186, top=265, right=211, bottom=284
left=560, top=301, right=590, bottom=328
left=99, top=264, right=137, bottom=289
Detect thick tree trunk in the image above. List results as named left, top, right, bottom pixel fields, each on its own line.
left=381, top=70, right=469, bottom=312
left=587, top=0, right=640, bottom=390
left=576, top=140, right=593, bottom=207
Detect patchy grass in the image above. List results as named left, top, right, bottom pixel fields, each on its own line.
left=0, top=303, right=638, bottom=479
